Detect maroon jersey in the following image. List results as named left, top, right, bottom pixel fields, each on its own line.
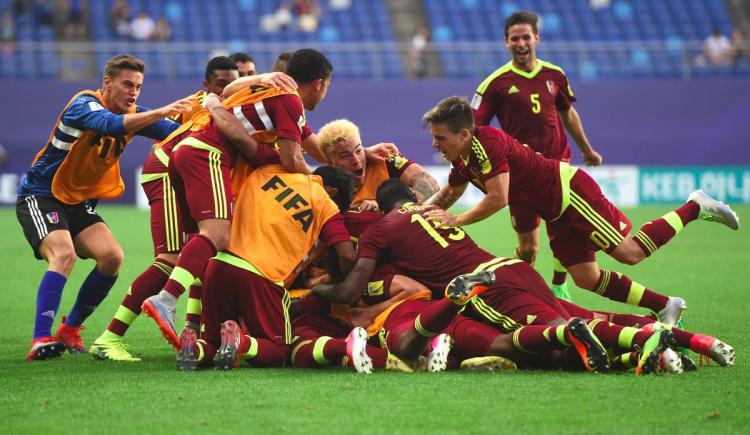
left=471, top=60, right=575, bottom=161
left=342, top=210, right=383, bottom=239
left=191, top=93, right=313, bottom=166
left=357, top=202, right=496, bottom=297
left=448, top=126, right=564, bottom=221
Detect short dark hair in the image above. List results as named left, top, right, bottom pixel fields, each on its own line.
left=314, top=165, right=355, bottom=212
left=504, top=11, right=539, bottom=39
left=104, top=54, right=146, bottom=78
left=376, top=179, right=417, bottom=213
left=272, top=50, right=295, bottom=73
left=422, top=96, right=474, bottom=134
left=204, top=56, right=238, bottom=81
left=228, top=52, right=254, bottom=63
left=287, top=48, right=333, bottom=84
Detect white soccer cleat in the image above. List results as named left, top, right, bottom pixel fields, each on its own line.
left=659, top=348, right=684, bottom=374
left=345, top=327, right=372, bottom=374
left=657, top=296, right=687, bottom=328
left=427, top=333, right=452, bottom=372
left=687, top=189, right=740, bottom=230
left=709, top=340, right=735, bottom=367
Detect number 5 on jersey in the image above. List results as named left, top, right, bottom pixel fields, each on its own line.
left=530, top=93, right=541, bottom=114
left=411, top=214, right=465, bottom=248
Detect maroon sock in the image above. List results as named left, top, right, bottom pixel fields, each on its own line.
left=368, top=345, right=387, bottom=369
left=106, top=258, right=174, bottom=336
left=552, top=271, right=567, bottom=286
left=670, top=328, right=716, bottom=356
left=611, top=351, right=640, bottom=370
left=513, top=325, right=568, bottom=353
left=633, top=202, right=699, bottom=257
left=414, top=299, right=461, bottom=337
left=164, top=235, right=216, bottom=298
left=592, top=270, right=669, bottom=312
left=599, top=312, right=655, bottom=328
left=445, top=317, right=501, bottom=359
left=589, top=320, right=651, bottom=350
left=197, top=339, right=216, bottom=368
left=242, top=336, right=288, bottom=367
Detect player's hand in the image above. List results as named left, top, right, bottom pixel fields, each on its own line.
left=259, top=72, right=298, bottom=91
left=357, top=199, right=379, bottom=212
left=583, top=149, right=603, bottom=166
left=364, top=142, right=399, bottom=162
left=423, top=208, right=458, bottom=227
left=201, top=93, right=223, bottom=111
left=159, top=98, right=194, bottom=118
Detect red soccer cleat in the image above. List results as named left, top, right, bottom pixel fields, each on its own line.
left=55, top=316, right=87, bottom=353
left=25, top=336, right=65, bottom=361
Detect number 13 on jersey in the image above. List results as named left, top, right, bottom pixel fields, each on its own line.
left=411, top=214, right=465, bottom=248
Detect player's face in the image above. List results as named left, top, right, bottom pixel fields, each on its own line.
left=330, top=137, right=366, bottom=185
left=429, top=122, right=470, bottom=161
left=205, top=69, right=240, bottom=95
left=236, top=61, right=256, bottom=77
left=505, top=24, right=539, bottom=68
left=103, top=69, right=144, bottom=114
left=305, top=76, right=331, bottom=110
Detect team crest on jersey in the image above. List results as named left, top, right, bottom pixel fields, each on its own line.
left=546, top=80, right=556, bottom=94
left=45, top=212, right=60, bottom=224
left=366, top=280, right=385, bottom=297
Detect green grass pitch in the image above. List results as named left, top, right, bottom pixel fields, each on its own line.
left=1, top=205, right=749, bottom=434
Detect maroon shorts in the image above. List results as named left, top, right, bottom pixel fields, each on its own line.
left=382, top=299, right=433, bottom=352
left=292, top=313, right=349, bottom=339
left=201, top=257, right=291, bottom=350
left=547, top=170, right=632, bottom=267
left=466, top=262, right=571, bottom=332
left=168, top=142, right=234, bottom=231
left=141, top=176, right=187, bottom=256
left=509, top=203, right=541, bottom=233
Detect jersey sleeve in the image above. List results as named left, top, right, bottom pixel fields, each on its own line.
left=260, top=94, right=306, bottom=143
left=62, top=95, right=126, bottom=137
left=319, top=212, right=351, bottom=246
left=385, top=152, right=414, bottom=178
left=133, top=106, right=180, bottom=141
left=471, top=77, right=500, bottom=126
left=554, top=71, right=576, bottom=112
left=480, top=132, right=511, bottom=182
left=356, top=222, right=389, bottom=260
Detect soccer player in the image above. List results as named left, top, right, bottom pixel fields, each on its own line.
left=228, top=52, right=256, bottom=77
left=174, top=147, right=357, bottom=371
left=273, top=50, right=295, bottom=73
left=422, top=96, right=739, bottom=326
left=16, top=54, right=192, bottom=361
left=318, top=118, right=438, bottom=227
left=471, top=11, right=603, bottom=299
left=89, top=56, right=241, bottom=361
left=316, top=179, right=735, bottom=374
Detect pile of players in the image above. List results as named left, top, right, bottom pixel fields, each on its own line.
left=17, top=12, right=738, bottom=375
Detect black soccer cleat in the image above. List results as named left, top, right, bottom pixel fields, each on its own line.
left=566, top=317, right=610, bottom=374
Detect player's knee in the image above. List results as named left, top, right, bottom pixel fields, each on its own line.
left=49, top=248, right=78, bottom=275
left=517, top=242, right=538, bottom=262
left=97, top=246, right=124, bottom=276
left=614, top=243, right=645, bottom=265
left=570, top=270, right=599, bottom=290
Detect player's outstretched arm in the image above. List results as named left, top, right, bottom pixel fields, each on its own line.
left=401, top=163, right=439, bottom=202
left=222, top=72, right=298, bottom=98
left=560, top=106, right=602, bottom=166
left=203, top=93, right=260, bottom=161
left=364, top=142, right=399, bottom=163
left=425, top=172, right=508, bottom=227
left=427, top=182, right=467, bottom=210
left=312, top=257, right=375, bottom=305
left=122, top=97, right=193, bottom=134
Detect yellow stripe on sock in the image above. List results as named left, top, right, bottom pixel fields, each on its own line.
left=153, top=261, right=174, bottom=277
left=617, top=326, right=638, bottom=349
left=621, top=352, right=636, bottom=368
left=244, top=336, right=259, bottom=359
left=312, top=337, right=332, bottom=365
left=555, top=325, right=568, bottom=346
left=663, top=211, right=684, bottom=233
left=196, top=340, right=205, bottom=362
left=626, top=281, right=646, bottom=306
left=290, top=339, right=313, bottom=366
left=633, top=231, right=658, bottom=255
left=595, top=270, right=611, bottom=295
left=512, top=328, right=531, bottom=353
left=186, top=298, right=202, bottom=316
left=543, top=327, right=551, bottom=342
left=113, top=305, right=138, bottom=326
left=414, top=315, right=437, bottom=338
left=170, top=266, right=195, bottom=292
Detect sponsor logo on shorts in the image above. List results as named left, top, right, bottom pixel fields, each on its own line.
left=45, top=212, right=60, bottom=224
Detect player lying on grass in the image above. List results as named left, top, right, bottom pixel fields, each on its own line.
left=422, top=96, right=739, bottom=328
left=18, top=54, right=193, bottom=361
left=89, top=63, right=298, bottom=361
left=313, top=179, right=735, bottom=374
